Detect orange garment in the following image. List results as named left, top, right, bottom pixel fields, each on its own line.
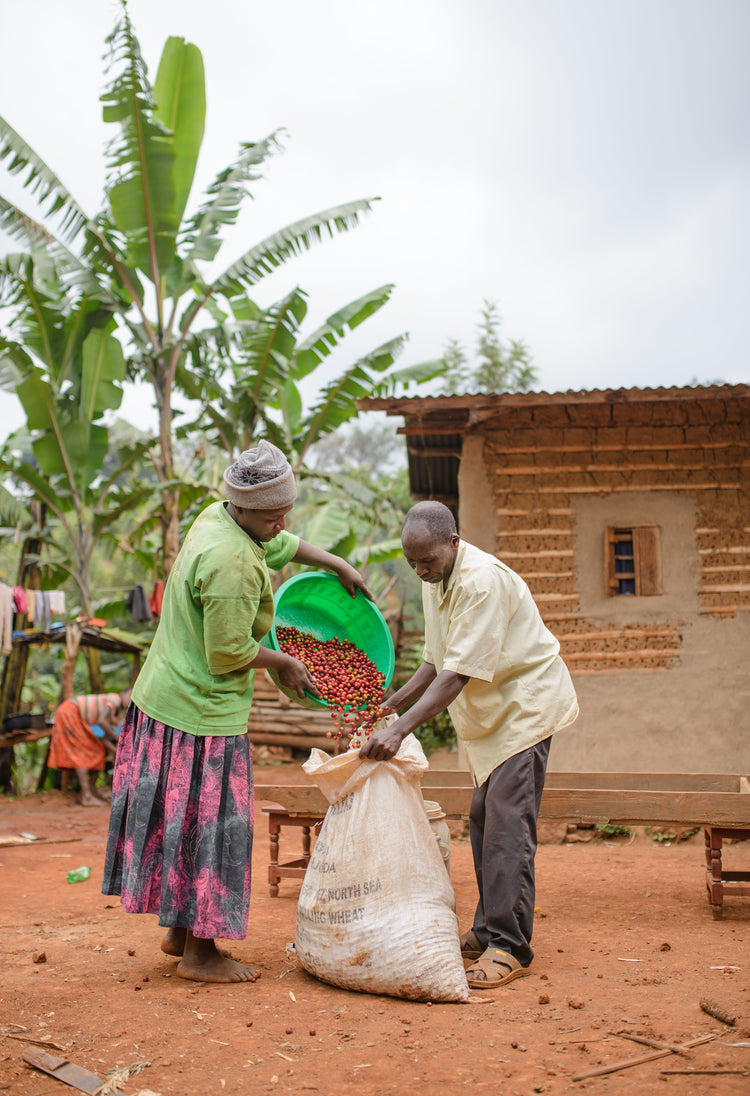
left=48, top=699, right=106, bottom=772
left=74, top=692, right=121, bottom=725
left=149, top=580, right=165, bottom=618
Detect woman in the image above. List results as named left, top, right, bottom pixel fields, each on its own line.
left=102, top=441, right=370, bottom=983
left=49, top=689, right=131, bottom=806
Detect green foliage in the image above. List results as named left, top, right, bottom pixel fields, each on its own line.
left=646, top=826, right=701, bottom=844
left=649, top=829, right=677, bottom=843
left=0, top=0, right=383, bottom=575
left=441, top=299, right=538, bottom=395
left=440, top=337, right=471, bottom=394
left=182, top=284, right=442, bottom=467
left=596, top=822, right=632, bottom=838
left=392, top=637, right=457, bottom=757
left=180, top=286, right=442, bottom=576
left=11, top=740, right=49, bottom=796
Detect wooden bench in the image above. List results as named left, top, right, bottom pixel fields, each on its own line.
left=260, top=803, right=323, bottom=897
left=255, top=771, right=750, bottom=916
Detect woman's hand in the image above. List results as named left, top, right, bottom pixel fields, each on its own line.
left=276, top=654, right=322, bottom=700
left=334, top=560, right=373, bottom=601
left=292, top=540, right=373, bottom=600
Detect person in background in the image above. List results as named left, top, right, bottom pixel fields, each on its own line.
left=360, top=501, right=578, bottom=989
left=48, top=690, right=132, bottom=806
left=102, top=441, right=372, bottom=984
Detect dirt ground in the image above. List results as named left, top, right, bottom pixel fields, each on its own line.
left=1, top=763, right=748, bottom=1096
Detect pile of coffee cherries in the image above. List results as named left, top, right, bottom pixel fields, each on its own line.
left=276, top=625, right=387, bottom=746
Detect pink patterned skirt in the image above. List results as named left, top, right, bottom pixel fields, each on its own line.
left=102, top=704, right=253, bottom=940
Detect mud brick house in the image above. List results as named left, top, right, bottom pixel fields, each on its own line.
left=358, top=384, right=750, bottom=774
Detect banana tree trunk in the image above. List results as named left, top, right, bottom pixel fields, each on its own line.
left=84, top=647, right=104, bottom=693
left=156, top=361, right=181, bottom=577
left=59, top=623, right=84, bottom=703
left=161, top=484, right=180, bottom=577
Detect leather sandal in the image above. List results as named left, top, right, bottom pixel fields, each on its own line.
left=465, top=947, right=531, bottom=988
left=460, top=929, right=484, bottom=967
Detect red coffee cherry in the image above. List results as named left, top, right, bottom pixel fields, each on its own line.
left=276, top=627, right=386, bottom=746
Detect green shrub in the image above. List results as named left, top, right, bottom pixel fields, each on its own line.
left=392, top=638, right=457, bottom=757
left=596, top=823, right=632, bottom=838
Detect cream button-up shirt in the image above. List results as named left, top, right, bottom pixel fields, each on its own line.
left=422, top=540, right=578, bottom=786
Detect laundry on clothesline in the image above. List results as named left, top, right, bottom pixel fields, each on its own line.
left=0, top=583, right=13, bottom=655
left=149, top=580, right=164, bottom=618
left=23, top=590, right=67, bottom=630
left=125, top=584, right=153, bottom=622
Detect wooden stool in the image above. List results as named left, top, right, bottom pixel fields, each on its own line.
left=704, top=826, right=750, bottom=918
left=261, top=803, right=324, bottom=897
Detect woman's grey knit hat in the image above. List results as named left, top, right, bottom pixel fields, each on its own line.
left=223, top=441, right=297, bottom=509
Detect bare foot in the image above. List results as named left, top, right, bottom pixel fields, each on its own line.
left=95, top=788, right=112, bottom=801
left=175, top=934, right=260, bottom=983
left=80, top=794, right=105, bottom=807
left=161, top=928, right=231, bottom=958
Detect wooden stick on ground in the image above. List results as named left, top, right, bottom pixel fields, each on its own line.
left=572, top=1031, right=721, bottom=1082
left=610, top=1031, right=692, bottom=1057
left=660, top=1069, right=749, bottom=1076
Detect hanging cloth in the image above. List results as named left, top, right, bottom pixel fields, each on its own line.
left=25, top=588, right=36, bottom=624
left=13, top=586, right=27, bottom=615
left=125, top=584, right=153, bottom=623
left=149, top=580, right=165, bottom=618
left=48, top=591, right=66, bottom=615
left=0, top=583, right=13, bottom=654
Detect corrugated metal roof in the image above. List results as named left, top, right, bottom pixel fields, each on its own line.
left=359, top=382, right=749, bottom=503
left=358, top=382, right=750, bottom=416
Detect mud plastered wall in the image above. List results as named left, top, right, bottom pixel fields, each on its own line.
left=459, top=395, right=750, bottom=773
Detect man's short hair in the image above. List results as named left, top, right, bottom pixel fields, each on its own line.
left=402, top=501, right=457, bottom=543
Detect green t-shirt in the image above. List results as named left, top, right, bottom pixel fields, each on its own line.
left=132, top=501, right=299, bottom=736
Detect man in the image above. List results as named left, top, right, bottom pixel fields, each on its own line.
left=48, top=689, right=132, bottom=806
left=360, top=501, right=578, bottom=989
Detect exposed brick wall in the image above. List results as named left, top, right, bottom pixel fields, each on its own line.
left=481, top=396, right=750, bottom=672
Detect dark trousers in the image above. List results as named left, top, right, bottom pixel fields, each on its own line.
left=469, top=736, right=551, bottom=967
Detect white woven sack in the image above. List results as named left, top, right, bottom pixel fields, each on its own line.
left=295, top=733, right=469, bottom=1002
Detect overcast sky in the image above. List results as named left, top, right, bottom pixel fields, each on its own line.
left=1, top=0, right=748, bottom=433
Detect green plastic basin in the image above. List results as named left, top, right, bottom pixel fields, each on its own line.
left=262, top=571, right=395, bottom=709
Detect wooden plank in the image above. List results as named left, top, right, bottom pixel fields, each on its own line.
left=422, top=769, right=473, bottom=788
left=544, top=772, right=742, bottom=793
left=250, top=733, right=334, bottom=751
left=256, top=784, right=328, bottom=816
left=22, top=1047, right=124, bottom=1095
left=422, top=771, right=742, bottom=793
left=255, top=773, right=750, bottom=825
left=0, top=728, right=52, bottom=747
left=538, top=788, right=750, bottom=826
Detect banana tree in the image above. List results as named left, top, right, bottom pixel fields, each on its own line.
left=0, top=0, right=377, bottom=574
left=176, top=282, right=443, bottom=571
left=0, top=253, right=158, bottom=690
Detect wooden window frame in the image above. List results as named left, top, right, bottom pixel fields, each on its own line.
left=605, top=525, right=661, bottom=597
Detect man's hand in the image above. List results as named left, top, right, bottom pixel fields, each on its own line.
left=276, top=655, right=322, bottom=700
left=358, top=717, right=406, bottom=761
